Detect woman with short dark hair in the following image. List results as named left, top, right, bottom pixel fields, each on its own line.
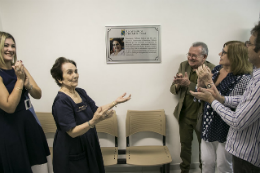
left=50, top=57, right=131, bottom=173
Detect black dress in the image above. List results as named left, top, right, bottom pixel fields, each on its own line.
left=52, top=88, right=105, bottom=173
left=0, top=68, right=50, bottom=173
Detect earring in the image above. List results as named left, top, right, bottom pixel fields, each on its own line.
left=58, top=80, right=62, bottom=84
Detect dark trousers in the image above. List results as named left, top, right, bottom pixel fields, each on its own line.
left=233, top=155, right=260, bottom=173
left=179, top=116, right=201, bottom=173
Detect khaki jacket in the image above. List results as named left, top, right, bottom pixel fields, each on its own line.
left=170, top=60, right=215, bottom=120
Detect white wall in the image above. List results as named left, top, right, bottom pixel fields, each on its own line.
left=0, top=10, right=2, bottom=31
left=0, top=0, right=259, bottom=167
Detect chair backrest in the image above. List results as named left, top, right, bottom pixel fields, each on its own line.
left=36, top=112, right=57, bottom=133
left=125, top=109, right=166, bottom=137
left=95, top=111, right=118, bottom=137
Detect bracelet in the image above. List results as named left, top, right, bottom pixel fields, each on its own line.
left=88, top=121, right=94, bottom=128
left=26, top=85, right=33, bottom=91
left=112, top=101, right=117, bottom=107
left=16, top=87, right=23, bottom=91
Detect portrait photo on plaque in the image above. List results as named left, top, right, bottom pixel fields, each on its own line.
left=106, top=25, right=161, bottom=63
left=110, top=38, right=125, bottom=56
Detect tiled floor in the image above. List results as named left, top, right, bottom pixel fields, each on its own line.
left=107, top=168, right=201, bottom=173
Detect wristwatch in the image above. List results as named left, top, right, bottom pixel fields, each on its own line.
left=206, top=83, right=213, bottom=89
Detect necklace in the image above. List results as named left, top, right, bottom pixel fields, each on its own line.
left=60, top=88, right=82, bottom=104
left=60, top=88, right=77, bottom=98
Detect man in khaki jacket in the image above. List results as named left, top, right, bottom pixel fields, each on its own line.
left=170, top=42, right=215, bottom=173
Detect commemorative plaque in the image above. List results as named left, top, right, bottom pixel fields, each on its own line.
left=106, top=25, right=161, bottom=63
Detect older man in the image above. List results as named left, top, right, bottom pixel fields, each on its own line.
left=170, top=42, right=215, bottom=173
left=191, top=22, right=260, bottom=173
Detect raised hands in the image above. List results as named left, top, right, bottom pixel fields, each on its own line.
left=196, top=64, right=213, bottom=85
left=197, top=77, right=205, bottom=88
left=92, top=93, right=131, bottom=124
left=174, top=72, right=190, bottom=87
left=12, top=60, right=32, bottom=90
left=67, top=106, right=116, bottom=138
left=190, top=84, right=225, bottom=104
left=200, top=84, right=224, bottom=104
left=190, top=88, right=215, bottom=104
left=115, top=93, right=131, bottom=104
left=93, top=107, right=115, bottom=123
left=12, top=60, right=25, bottom=81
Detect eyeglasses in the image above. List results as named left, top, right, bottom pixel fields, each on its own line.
left=245, top=41, right=255, bottom=47
left=113, top=43, right=120, bottom=46
left=221, top=49, right=228, bottom=56
left=186, top=53, right=203, bottom=59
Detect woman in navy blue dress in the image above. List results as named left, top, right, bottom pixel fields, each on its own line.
left=0, top=32, right=52, bottom=173
left=50, top=57, right=131, bottom=173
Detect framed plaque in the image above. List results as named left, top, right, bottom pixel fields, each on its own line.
left=106, top=25, right=161, bottom=63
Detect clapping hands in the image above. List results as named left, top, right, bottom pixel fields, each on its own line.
left=12, top=60, right=31, bottom=89
left=196, top=64, right=213, bottom=85
left=12, top=60, right=25, bottom=80
left=190, top=82, right=224, bottom=104
left=174, top=72, right=190, bottom=87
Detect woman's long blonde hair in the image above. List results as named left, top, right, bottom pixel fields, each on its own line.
left=0, top=32, right=17, bottom=67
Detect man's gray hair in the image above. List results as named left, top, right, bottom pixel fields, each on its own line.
left=192, top=42, right=208, bottom=56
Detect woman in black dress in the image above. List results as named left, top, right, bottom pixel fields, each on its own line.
left=50, top=57, right=131, bottom=173
left=0, top=31, right=52, bottom=173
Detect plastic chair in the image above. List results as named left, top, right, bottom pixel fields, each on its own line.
left=35, top=112, right=56, bottom=159
left=125, top=109, right=172, bottom=173
left=95, top=112, right=119, bottom=166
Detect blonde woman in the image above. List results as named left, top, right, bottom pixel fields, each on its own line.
left=0, top=32, right=52, bottom=173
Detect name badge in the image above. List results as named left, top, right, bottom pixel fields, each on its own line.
left=77, top=104, right=87, bottom=112
left=24, top=99, right=32, bottom=110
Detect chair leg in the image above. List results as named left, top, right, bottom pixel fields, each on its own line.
left=160, top=166, right=164, bottom=173
left=161, top=164, right=170, bottom=173
left=163, top=164, right=166, bottom=173
left=166, top=163, right=170, bottom=173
